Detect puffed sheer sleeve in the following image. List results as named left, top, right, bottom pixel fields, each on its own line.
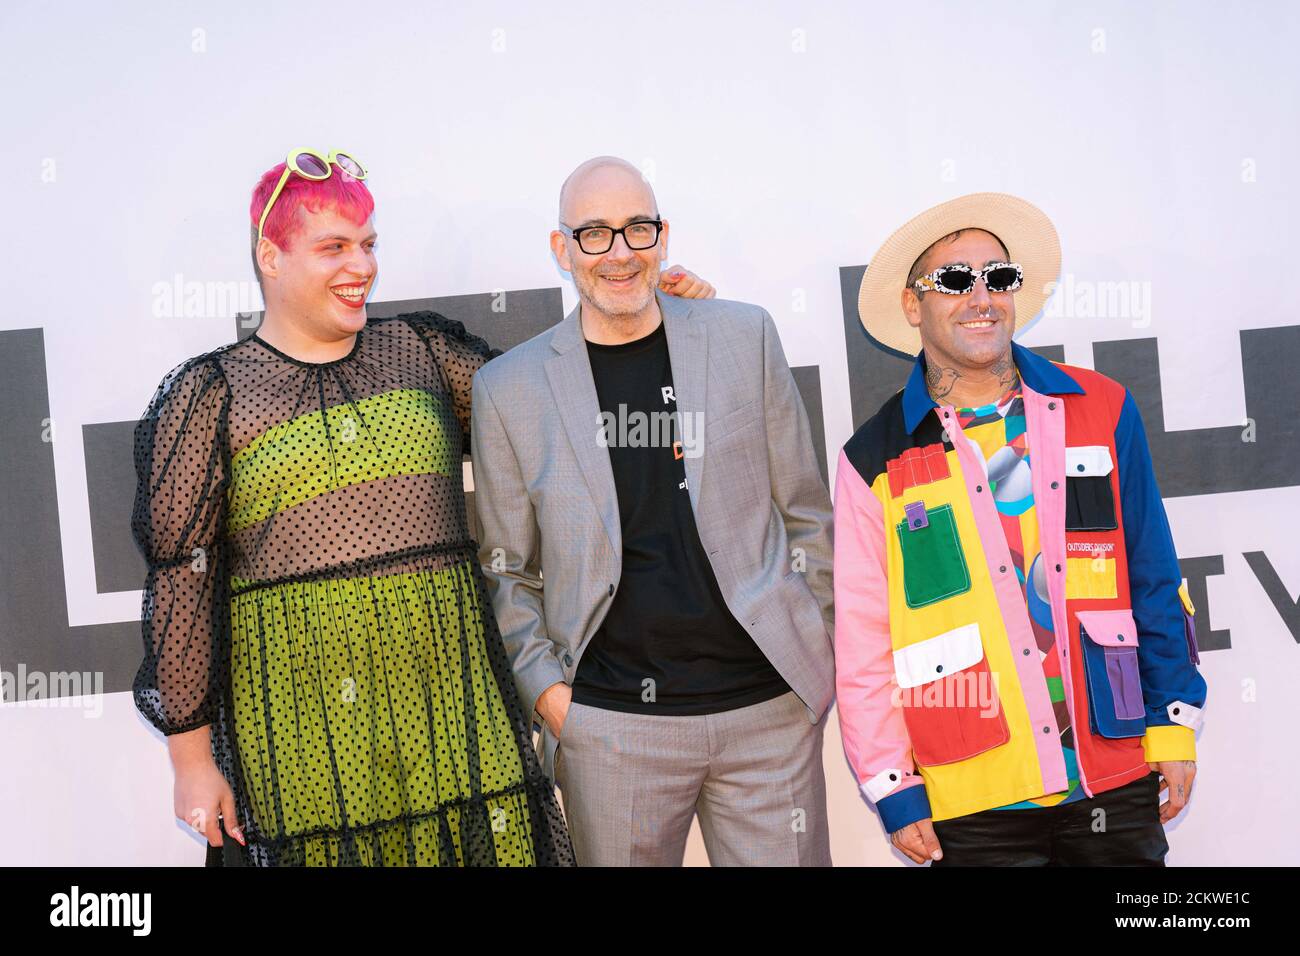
left=131, top=356, right=233, bottom=736
left=400, top=311, right=503, bottom=454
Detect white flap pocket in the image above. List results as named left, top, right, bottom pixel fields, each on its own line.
left=1065, top=445, right=1114, bottom=477
left=893, top=623, right=984, bottom=690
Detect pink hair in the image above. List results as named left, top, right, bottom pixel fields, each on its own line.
left=249, top=158, right=375, bottom=249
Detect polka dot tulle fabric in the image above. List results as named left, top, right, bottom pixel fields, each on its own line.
left=132, top=312, right=574, bottom=866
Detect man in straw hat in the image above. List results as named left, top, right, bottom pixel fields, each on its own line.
left=832, top=193, right=1207, bottom=865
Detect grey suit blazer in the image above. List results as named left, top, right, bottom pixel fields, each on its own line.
left=470, top=290, right=835, bottom=780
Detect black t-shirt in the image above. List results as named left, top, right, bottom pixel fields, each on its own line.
left=571, top=320, right=790, bottom=715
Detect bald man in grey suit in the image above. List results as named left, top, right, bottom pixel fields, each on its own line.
left=470, top=157, right=834, bottom=866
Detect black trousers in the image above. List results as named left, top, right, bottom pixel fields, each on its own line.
left=930, top=773, right=1168, bottom=866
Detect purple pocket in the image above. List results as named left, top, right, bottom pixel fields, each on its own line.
left=1104, top=647, right=1145, bottom=721
left=1183, top=608, right=1201, bottom=665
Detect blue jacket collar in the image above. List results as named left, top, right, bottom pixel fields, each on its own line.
left=901, top=341, right=1085, bottom=434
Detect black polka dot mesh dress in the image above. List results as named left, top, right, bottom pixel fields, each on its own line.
left=132, top=312, right=574, bottom=866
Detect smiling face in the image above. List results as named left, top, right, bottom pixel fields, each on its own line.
left=256, top=205, right=378, bottom=339
left=551, top=160, right=667, bottom=325
left=902, top=228, right=1016, bottom=373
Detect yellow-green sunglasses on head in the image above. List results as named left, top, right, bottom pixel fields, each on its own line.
left=257, top=148, right=368, bottom=242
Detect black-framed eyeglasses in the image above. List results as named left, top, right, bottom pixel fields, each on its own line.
left=559, top=219, right=663, bottom=255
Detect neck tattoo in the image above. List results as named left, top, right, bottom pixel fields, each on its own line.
left=925, top=352, right=1020, bottom=407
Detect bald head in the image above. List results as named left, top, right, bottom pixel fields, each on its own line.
left=558, top=156, right=658, bottom=225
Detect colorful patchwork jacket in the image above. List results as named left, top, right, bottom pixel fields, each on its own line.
left=833, top=343, right=1207, bottom=832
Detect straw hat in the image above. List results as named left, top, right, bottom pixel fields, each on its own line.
left=857, top=192, right=1061, bottom=357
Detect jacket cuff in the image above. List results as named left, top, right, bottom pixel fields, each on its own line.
left=1143, top=724, right=1197, bottom=763
left=875, top=783, right=932, bottom=833
left=517, top=654, right=569, bottom=719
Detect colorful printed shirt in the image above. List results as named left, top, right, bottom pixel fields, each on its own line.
left=955, top=381, right=1083, bottom=810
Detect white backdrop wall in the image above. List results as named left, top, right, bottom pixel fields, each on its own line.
left=1, top=0, right=1297, bottom=865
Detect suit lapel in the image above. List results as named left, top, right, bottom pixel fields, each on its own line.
left=545, top=304, right=622, bottom=555
left=659, top=292, right=706, bottom=513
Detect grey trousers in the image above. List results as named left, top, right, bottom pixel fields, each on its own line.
left=554, top=689, right=831, bottom=866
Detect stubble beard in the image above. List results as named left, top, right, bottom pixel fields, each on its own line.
left=575, top=265, right=658, bottom=320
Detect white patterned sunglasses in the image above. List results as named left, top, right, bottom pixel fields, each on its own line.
left=913, top=261, right=1023, bottom=295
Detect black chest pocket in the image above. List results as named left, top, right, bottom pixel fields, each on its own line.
left=1064, top=445, right=1118, bottom=531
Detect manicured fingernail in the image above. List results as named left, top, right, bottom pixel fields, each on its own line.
left=931, top=849, right=943, bottom=860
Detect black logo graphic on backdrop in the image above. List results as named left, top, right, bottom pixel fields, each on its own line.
left=2, top=273, right=1294, bottom=701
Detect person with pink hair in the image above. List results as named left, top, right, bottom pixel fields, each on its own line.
left=131, top=149, right=714, bottom=866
